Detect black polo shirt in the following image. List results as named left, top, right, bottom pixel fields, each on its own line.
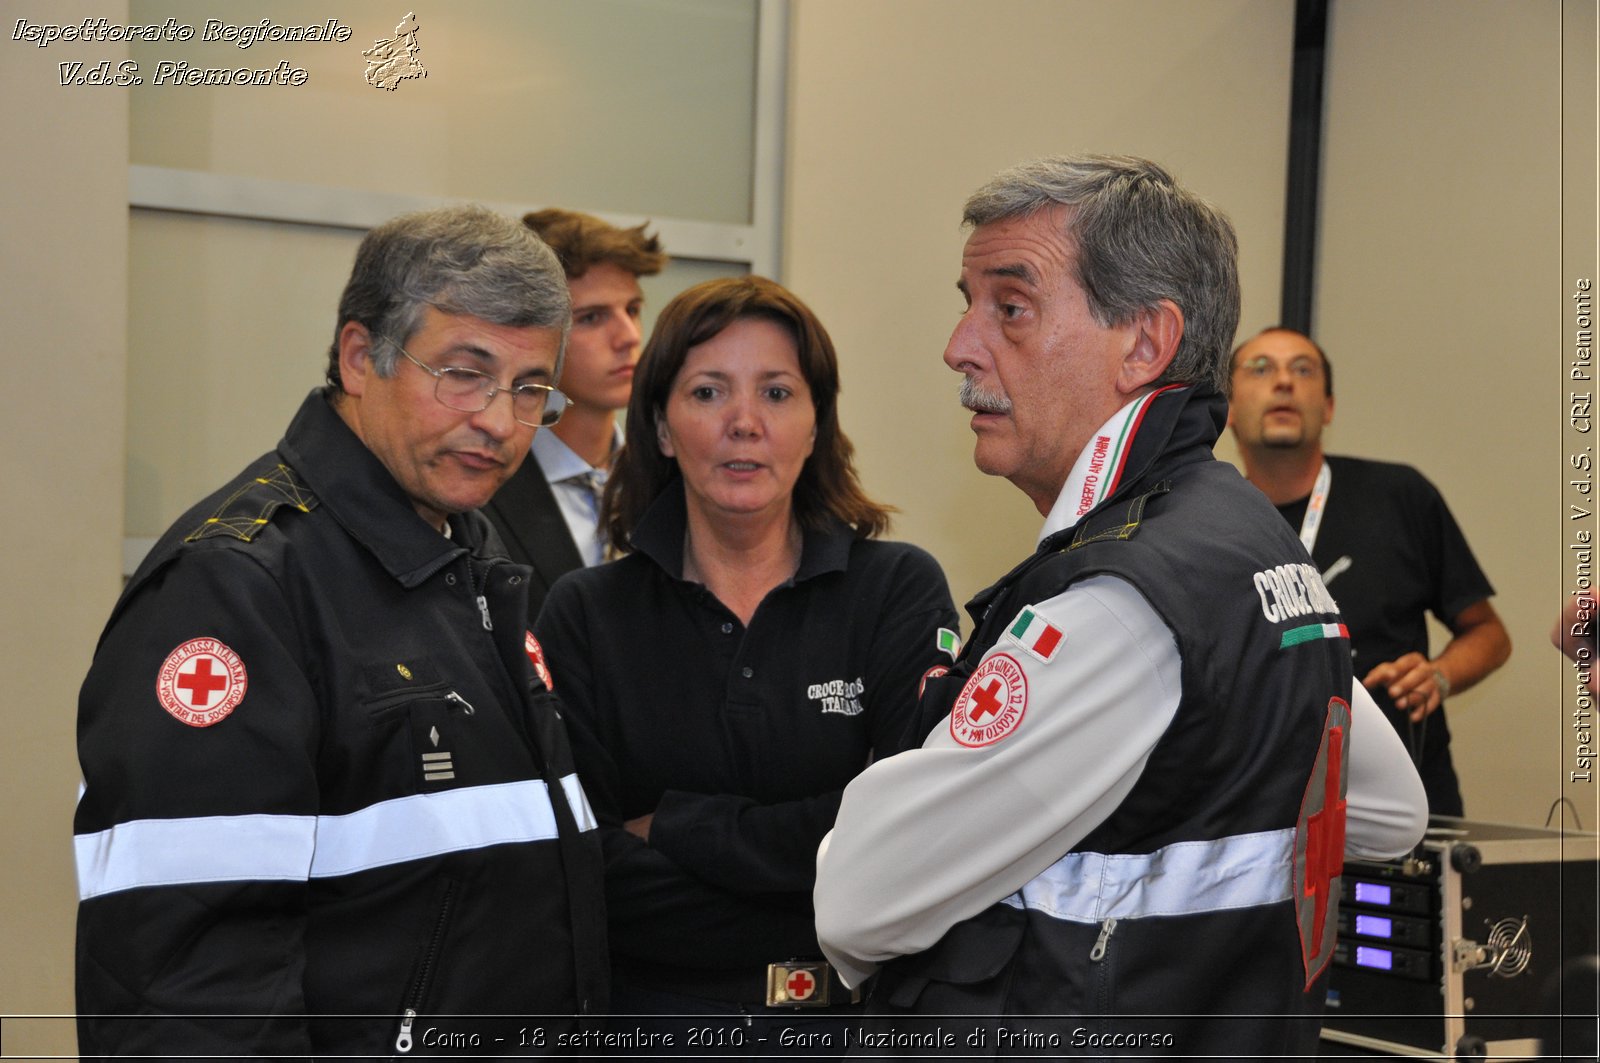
left=1275, top=454, right=1496, bottom=816
left=534, top=480, right=958, bottom=992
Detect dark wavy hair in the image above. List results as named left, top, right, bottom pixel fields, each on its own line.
left=604, top=275, right=892, bottom=548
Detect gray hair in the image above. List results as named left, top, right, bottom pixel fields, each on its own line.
left=325, top=204, right=571, bottom=391
left=962, top=154, right=1239, bottom=393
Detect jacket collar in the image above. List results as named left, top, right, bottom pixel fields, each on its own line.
left=961, top=383, right=1224, bottom=629
left=1038, top=383, right=1225, bottom=547
left=277, top=390, right=471, bottom=588
left=628, top=476, right=853, bottom=583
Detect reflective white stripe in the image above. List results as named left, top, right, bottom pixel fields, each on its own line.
left=76, top=774, right=594, bottom=900
left=1001, top=828, right=1295, bottom=923
left=561, top=772, right=598, bottom=832
left=76, top=813, right=315, bottom=900
left=310, top=777, right=580, bottom=877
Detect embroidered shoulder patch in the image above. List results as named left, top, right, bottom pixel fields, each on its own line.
left=524, top=631, right=554, bottom=690
left=949, top=653, right=1028, bottom=747
left=186, top=463, right=318, bottom=543
left=936, top=627, right=962, bottom=661
left=1002, top=606, right=1065, bottom=663
left=156, top=637, right=248, bottom=727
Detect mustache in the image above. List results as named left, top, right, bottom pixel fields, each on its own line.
left=959, top=376, right=1012, bottom=415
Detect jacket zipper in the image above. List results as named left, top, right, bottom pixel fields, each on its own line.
left=468, top=556, right=495, bottom=631
left=1089, top=917, right=1118, bottom=961
left=394, top=882, right=458, bottom=1054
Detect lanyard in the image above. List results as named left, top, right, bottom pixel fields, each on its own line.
left=1298, top=460, right=1332, bottom=555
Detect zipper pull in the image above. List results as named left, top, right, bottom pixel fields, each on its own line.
left=445, top=690, right=476, bottom=716
left=1089, top=917, right=1118, bottom=962
left=476, top=594, right=493, bottom=631
left=395, top=1007, right=416, bottom=1053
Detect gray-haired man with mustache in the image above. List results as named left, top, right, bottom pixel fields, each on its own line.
left=814, top=155, right=1426, bottom=1057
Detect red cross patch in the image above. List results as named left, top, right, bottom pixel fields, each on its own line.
left=949, top=653, right=1027, bottom=747
left=524, top=631, right=554, bottom=691
left=156, top=637, right=248, bottom=728
left=786, top=969, right=816, bottom=1001
left=1295, top=696, right=1350, bottom=986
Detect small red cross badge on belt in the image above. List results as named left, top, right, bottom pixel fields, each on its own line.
left=786, top=970, right=815, bottom=1000
left=766, top=962, right=832, bottom=1007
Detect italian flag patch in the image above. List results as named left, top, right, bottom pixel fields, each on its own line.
left=936, top=627, right=962, bottom=661
left=1004, top=607, right=1065, bottom=663
left=1279, top=622, right=1350, bottom=649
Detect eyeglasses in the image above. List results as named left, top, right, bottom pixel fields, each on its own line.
left=391, top=341, right=567, bottom=427
left=1237, top=356, right=1322, bottom=382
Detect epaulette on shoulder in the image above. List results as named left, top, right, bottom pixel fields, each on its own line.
left=1067, top=480, right=1171, bottom=551
left=185, top=463, right=318, bottom=543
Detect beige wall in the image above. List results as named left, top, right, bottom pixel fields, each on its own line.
left=789, top=0, right=1592, bottom=832
left=786, top=0, right=1296, bottom=605
left=1310, top=0, right=1585, bottom=828
left=0, top=2, right=129, bottom=1054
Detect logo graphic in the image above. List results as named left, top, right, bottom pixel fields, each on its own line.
left=936, top=627, right=962, bottom=660
left=363, top=12, right=425, bottom=90
left=786, top=969, right=817, bottom=1001
left=1321, top=555, right=1353, bottom=587
left=156, top=638, right=248, bottom=727
left=767, top=962, right=829, bottom=1006
left=806, top=676, right=864, bottom=716
left=524, top=631, right=554, bottom=690
left=949, top=653, right=1027, bottom=747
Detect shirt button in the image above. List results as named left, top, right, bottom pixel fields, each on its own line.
left=741, top=666, right=754, bottom=679
left=444, top=573, right=457, bottom=585
left=721, top=622, right=733, bottom=634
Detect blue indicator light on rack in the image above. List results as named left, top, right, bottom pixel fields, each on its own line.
left=1355, top=946, right=1394, bottom=971
left=1353, top=882, right=1392, bottom=906
left=1355, top=914, right=1393, bottom=938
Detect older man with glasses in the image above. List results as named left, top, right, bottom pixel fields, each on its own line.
left=73, top=205, right=606, bottom=1058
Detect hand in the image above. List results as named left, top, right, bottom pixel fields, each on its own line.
left=624, top=813, right=654, bottom=841
left=1362, top=652, right=1446, bottom=723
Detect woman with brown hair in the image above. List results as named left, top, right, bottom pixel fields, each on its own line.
left=533, top=275, right=958, bottom=1050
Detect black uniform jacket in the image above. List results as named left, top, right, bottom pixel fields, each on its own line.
left=74, top=391, right=607, bottom=1058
